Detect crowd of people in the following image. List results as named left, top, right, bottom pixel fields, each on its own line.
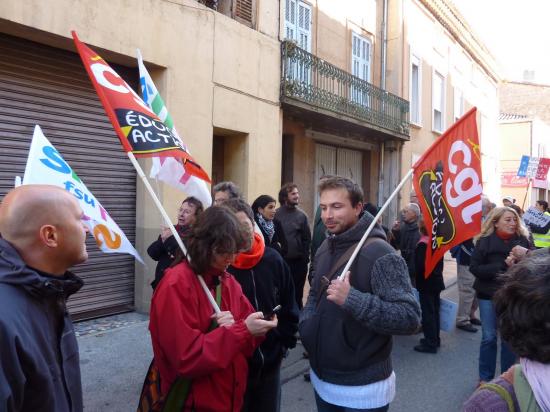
left=0, top=181, right=549, bottom=411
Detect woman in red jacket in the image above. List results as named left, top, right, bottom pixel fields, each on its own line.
left=149, top=206, right=278, bottom=411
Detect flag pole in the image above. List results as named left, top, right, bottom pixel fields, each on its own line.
left=127, top=152, right=221, bottom=313
left=337, top=168, right=414, bottom=280
left=521, top=178, right=531, bottom=210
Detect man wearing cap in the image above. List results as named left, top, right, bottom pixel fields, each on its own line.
left=502, top=196, right=515, bottom=207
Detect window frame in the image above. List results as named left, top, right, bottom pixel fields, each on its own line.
left=432, top=70, right=445, bottom=133
left=409, top=53, right=422, bottom=126
left=453, top=87, right=464, bottom=122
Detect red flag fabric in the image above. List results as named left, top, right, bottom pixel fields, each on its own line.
left=535, top=157, right=550, bottom=181
left=71, top=31, right=210, bottom=183
left=412, top=107, right=483, bottom=278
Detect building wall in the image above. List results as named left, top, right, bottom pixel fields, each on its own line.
left=389, top=0, right=501, bottom=209
left=0, top=0, right=282, bottom=311
left=501, top=81, right=550, bottom=123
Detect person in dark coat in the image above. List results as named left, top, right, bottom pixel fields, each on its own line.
left=391, top=203, right=421, bottom=285
left=224, top=199, right=299, bottom=412
left=251, top=195, right=287, bottom=257
left=147, top=196, right=203, bottom=289
left=413, top=218, right=445, bottom=353
left=0, top=185, right=88, bottom=412
left=470, top=206, right=531, bottom=384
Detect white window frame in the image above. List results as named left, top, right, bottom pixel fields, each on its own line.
left=284, top=0, right=297, bottom=42
left=409, top=53, right=422, bottom=126
left=432, top=70, right=445, bottom=133
left=454, top=87, right=464, bottom=122
left=351, top=32, right=372, bottom=106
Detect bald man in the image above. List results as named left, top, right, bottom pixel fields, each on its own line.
left=0, top=185, right=88, bottom=412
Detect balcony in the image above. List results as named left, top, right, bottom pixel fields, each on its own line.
left=281, top=41, right=410, bottom=139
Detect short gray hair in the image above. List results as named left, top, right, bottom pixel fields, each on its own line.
left=212, top=181, right=242, bottom=199
left=407, top=203, right=421, bottom=217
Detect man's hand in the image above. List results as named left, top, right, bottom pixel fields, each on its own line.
left=212, top=311, right=235, bottom=328
left=510, top=245, right=529, bottom=261
left=245, top=312, right=278, bottom=336
left=160, top=226, right=172, bottom=242
left=326, top=271, right=351, bottom=306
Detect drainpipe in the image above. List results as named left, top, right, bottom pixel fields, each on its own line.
left=378, top=0, right=389, bottom=208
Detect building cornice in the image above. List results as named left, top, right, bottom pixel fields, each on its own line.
left=418, top=0, right=500, bottom=83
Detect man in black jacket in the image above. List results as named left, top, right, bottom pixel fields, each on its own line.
left=275, top=183, right=311, bottom=309
left=300, top=177, right=420, bottom=411
left=224, top=199, right=299, bottom=412
left=0, top=185, right=88, bottom=412
left=391, top=203, right=421, bottom=285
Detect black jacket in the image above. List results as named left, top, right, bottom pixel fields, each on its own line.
left=469, top=232, right=530, bottom=299
left=415, top=241, right=445, bottom=293
left=255, top=217, right=288, bottom=257
left=392, top=220, right=421, bottom=279
left=228, top=247, right=299, bottom=375
left=147, top=225, right=188, bottom=289
left=0, top=239, right=84, bottom=412
left=300, top=212, right=420, bottom=386
left=274, top=206, right=311, bottom=262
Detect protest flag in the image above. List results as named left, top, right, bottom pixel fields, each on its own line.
left=71, top=31, right=210, bottom=183
left=412, top=107, right=483, bottom=277
left=23, top=125, right=143, bottom=263
left=137, top=50, right=212, bottom=207
left=336, top=108, right=482, bottom=281
left=72, top=32, right=219, bottom=312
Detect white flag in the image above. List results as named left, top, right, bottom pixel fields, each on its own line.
left=23, top=125, right=144, bottom=263
left=137, top=50, right=212, bottom=208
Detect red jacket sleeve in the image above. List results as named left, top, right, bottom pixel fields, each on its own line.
left=150, top=271, right=259, bottom=379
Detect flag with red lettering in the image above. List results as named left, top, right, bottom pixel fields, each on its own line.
left=412, top=107, right=483, bottom=277
left=71, top=31, right=210, bottom=183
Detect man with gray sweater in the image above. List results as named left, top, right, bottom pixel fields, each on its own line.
left=299, top=177, right=421, bottom=411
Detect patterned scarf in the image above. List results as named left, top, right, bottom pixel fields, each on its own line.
left=520, top=358, right=550, bottom=412
left=256, top=213, right=275, bottom=242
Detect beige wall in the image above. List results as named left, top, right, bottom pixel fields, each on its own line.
left=393, top=0, right=501, bottom=208
left=0, top=0, right=282, bottom=311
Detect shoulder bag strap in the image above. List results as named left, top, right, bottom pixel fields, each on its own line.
left=478, top=382, right=515, bottom=412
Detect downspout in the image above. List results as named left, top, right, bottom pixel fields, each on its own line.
left=378, top=0, right=389, bottom=208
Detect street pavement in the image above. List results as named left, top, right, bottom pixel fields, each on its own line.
left=78, top=255, right=484, bottom=411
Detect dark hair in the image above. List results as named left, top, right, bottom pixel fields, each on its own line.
left=182, top=196, right=204, bottom=216
left=494, top=255, right=550, bottom=363
left=318, top=176, right=363, bottom=207
left=418, top=217, right=428, bottom=236
left=185, top=206, right=250, bottom=274
left=363, top=202, right=379, bottom=217
left=537, top=200, right=549, bottom=212
left=212, top=181, right=242, bottom=199
left=509, top=203, right=523, bottom=216
left=251, top=195, right=276, bottom=214
left=278, top=183, right=298, bottom=205
left=222, top=198, right=254, bottom=223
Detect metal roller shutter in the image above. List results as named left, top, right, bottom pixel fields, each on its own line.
left=0, top=33, right=138, bottom=320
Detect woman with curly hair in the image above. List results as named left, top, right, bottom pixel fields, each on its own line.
left=464, top=254, right=550, bottom=411
left=148, top=206, right=278, bottom=411
left=469, top=206, right=531, bottom=385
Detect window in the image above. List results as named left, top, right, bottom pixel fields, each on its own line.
left=351, top=32, right=372, bottom=105
left=454, top=88, right=464, bottom=122
left=285, top=0, right=311, bottom=52
left=432, top=71, right=445, bottom=133
left=410, top=54, right=422, bottom=125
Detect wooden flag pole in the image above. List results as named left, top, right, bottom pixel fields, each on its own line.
left=337, top=168, right=414, bottom=280
left=521, top=178, right=531, bottom=210
left=127, top=153, right=221, bottom=313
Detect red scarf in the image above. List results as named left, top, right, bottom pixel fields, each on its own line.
left=232, top=232, right=265, bottom=269
left=496, top=229, right=514, bottom=241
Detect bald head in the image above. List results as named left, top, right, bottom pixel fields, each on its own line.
left=0, top=185, right=75, bottom=245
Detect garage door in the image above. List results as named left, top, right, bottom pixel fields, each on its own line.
left=0, top=32, right=138, bottom=320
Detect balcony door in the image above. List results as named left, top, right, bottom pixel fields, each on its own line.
left=285, top=0, right=312, bottom=86
left=351, top=32, right=372, bottom=107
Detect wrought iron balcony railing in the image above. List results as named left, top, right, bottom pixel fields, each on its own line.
left=281, top=41, right=410, bottom=137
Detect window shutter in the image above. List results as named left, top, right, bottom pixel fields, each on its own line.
left=297, top=2, right=311, bottom=52
left=285, top=0, right=297, bottom=40
left=233, top=0, right=255, bottom=27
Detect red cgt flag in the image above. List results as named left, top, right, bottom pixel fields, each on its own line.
left=71, top=31, right=210, bottom=183
left=412, top=107, right=483, bottom=278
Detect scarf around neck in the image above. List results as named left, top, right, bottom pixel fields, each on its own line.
left=232, top=232, right=265, bottom=270
left=520, top=358, right=550, bottom=412
left=256, top=213, right=275, bottom=242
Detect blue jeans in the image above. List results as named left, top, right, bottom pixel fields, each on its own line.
left=478, top=299, right=516, bottom=381
left=314, top=392, right=389, bottom=412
